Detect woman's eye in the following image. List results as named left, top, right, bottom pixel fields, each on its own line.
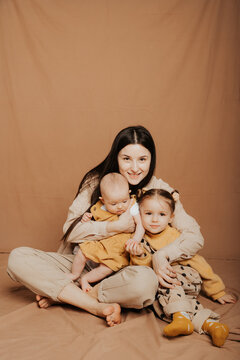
left=123, top=157, right=130, bottom=161
left=139, top=158, right=146, bottom=162
left=146, top=212, right=152, bottom=215
left=160, top=213, right=165, bottom=216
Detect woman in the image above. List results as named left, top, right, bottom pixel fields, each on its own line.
left=7, top=126, right=204, bottom=326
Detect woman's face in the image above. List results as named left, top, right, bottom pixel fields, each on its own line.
left=117, top=144, right=151, bottom=185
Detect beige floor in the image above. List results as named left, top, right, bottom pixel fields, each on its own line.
left=0, top=253, right=239, bottom=360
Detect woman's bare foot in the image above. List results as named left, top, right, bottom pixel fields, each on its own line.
left=80, top=277, right=92, bottom=293
left=36, top=295, right=55, bottom=309
left=102, top=303, right=121, bottom=327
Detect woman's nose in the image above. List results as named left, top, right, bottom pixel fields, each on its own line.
left=131, top=160, right=138, bottom=172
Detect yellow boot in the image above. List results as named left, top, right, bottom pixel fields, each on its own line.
left=202, top=319, right=229, bottom=347
left=164, top=312, right=194, bottom=337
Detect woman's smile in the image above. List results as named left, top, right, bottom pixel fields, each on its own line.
left=127, top=172, right=142, bottom=179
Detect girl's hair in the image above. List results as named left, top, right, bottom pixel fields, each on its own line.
left=137, top=189, right=176, bottom=213
left=62, top=125, right=156, bottom=241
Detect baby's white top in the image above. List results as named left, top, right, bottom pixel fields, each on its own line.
left=101, top=202, right=139, bottom=216
left=130, top=202, right=139, bottom=216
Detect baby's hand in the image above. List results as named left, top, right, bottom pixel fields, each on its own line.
left=216, top=293, right=237, bottom=304
left=81, top=212, right=93, bottom=223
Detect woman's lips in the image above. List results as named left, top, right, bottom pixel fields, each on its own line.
left=128, top=172, right=141, bottom=178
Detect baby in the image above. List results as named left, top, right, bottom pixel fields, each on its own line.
left=68, top=173, right=144, bottom=292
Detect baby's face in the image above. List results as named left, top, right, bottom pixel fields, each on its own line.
left=140, top=196, right=173, bottom=234
left=101, top=187, right=130, bottom=215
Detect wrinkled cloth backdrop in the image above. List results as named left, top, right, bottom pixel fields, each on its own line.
left=0, top=0, right=239, bottom=257
left=0, top=1, right=240, bottom=360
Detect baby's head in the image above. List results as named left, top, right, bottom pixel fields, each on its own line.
left=138, top=189, right=175, bottom=234
left=99, top=173, right=131, bottom=215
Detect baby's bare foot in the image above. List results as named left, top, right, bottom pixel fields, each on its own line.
left=66, top=273, right=80, bottom=281
left=80, top=277, right=92, bottom=293
left=103, top=303, right=121, bottom=327
left=36, top=295, right=55, bottom=309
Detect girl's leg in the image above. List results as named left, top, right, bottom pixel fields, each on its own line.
left=202, top=319, right=229, bottom=347
left=158, top=282, right=194, bottom=337
left=185, top=294, right=227, bottom=346
left=159, top=264, right=228, bottom=345
left=164, top=311, right=194, bottom=336
left=157, top=265, right=197, bottom=337
left=80, top=264, right=113, bottom=292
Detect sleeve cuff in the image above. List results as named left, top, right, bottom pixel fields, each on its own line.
left=211, top=291, right=226, bottom=301
left=67, top=220, right=110, bottom=242
left=162, top=243, right=185, bottom=263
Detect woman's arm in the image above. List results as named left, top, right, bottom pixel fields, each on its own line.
left=63, top=186, right=92, bottom=234
left=63, top=182, right=134, bottom=244
left=164, top=200, right=204, bottom=262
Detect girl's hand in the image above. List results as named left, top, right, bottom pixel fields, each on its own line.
left=125, top=239, right=144, bottom=255
left=216, top=294, right=237, bottom=304
left=152, top=251, right=181, bottom=289
left=81, top=212, right=93, bottom=223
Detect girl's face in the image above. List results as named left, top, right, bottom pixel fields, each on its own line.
left=117, top=144, right=151, bottom=185
left=140, top=196, right=173, bottom=234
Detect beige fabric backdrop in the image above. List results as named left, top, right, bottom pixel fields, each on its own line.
left=0, top=0, right=239, bottom=259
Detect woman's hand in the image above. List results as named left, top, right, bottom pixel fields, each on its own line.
left=114, top=200, right=135, bottom=233
left=216, top=293, right=237, bottom=304
left=125, top=239, right=144, bottom=255
left=152, top=250, right=181, bottom=289
left=106, top=208, right=135, bottom=233
left=117, top=211, right=135, bottom=233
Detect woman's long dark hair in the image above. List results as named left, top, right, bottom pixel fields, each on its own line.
left=62, top=125, right=156, bottom=241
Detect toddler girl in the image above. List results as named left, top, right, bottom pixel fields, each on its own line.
left=129, top=188, right=236, bottom=347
